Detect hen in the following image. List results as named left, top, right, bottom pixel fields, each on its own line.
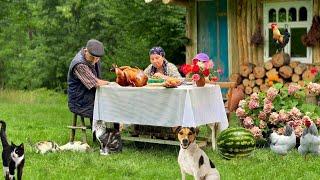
left=270, top=124, right=296, bottom=155
left=271, top=23, right=290, bottom=52
left=298, top=119, right=320, bottom=159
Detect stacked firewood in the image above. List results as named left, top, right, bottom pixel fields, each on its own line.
left=230, top=52, right=319, bottom=95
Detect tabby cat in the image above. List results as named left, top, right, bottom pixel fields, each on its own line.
left=0, top=120, right=25, bottom=180
left=93, top=120, right=122, bottom=155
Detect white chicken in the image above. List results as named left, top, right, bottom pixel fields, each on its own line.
left=298, top=119, right=320, bottom=158
left=270, top=124, right=296, bottom=155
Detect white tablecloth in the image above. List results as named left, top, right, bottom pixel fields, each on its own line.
left=93, top=84, right=228, bottom=130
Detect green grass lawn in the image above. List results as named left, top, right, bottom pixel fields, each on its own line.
left=0, top=89, right=320, bottom=180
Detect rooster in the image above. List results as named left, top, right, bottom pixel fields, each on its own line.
left=270, top=124, right=296, bottom=155
left=298, top=119, right=320, bottom=159
left=271, top=23, right=290, bottom=52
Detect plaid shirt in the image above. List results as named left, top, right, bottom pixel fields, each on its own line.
left=74, top=64, right=98, bottom=90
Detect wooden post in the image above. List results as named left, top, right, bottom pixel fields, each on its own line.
left=242, top=0, right=248, bottom=64
left=186, top=0, right=197, bottom=64
left=252, top=0, right=258, bottom=65
left=69, top=114, right=77, bottom=142
left=237, top=0, right=244, bottom=65
left=257, top=0, right=264, bottom=64
left=246, top=0, right=252, bottom=63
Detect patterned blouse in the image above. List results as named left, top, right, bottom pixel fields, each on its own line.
left=144, top=60, right=182, bottom=78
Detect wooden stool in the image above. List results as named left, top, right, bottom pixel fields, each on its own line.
left=67, top=113, right=93, bottom=143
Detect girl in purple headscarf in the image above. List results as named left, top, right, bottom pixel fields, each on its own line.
left=144, top=46, right=181, bottom=79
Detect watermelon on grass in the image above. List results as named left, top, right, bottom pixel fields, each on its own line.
left=217, top=127, right=256, bottom=159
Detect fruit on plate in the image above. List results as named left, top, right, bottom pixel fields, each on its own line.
left=217, top=127, right=255, bottom=159
left=163, top=77, right=181, bottom=88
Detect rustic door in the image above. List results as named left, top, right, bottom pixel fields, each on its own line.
left=197, top=0, right=228, bottom=81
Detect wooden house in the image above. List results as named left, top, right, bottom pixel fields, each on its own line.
left=146, top=0, right=320, bottom=84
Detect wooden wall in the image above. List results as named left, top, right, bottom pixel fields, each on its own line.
left=228, top=0, right=264, bottom=74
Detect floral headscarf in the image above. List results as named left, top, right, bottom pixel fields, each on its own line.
left=149, top=46, right=168, bottom=76
left=149, top=46, right=165, bottom=57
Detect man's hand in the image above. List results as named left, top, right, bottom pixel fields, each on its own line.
left=96, top=79, right=109, bottom=87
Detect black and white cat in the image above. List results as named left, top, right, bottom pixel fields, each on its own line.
left=93, top=120, right=122, bottom=155
left=0, top=120, right=25, bottom=180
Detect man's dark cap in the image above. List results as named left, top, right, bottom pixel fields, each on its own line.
left=86, top=39, right=105, bottom=57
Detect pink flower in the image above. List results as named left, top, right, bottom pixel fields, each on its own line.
left=250, top=126, right=263, bottom=139
left=243, top=116, right=254, bottom=128
left=259, top=120, right=267, bottom=129
left=258, top=112, right=267, bottom=121
left=204, top=61, right=214, bottom=69
left=217, top=68, right=223, bottom=74
left=266, top=87, right=278, bottom=100
left=269, top=112, right=279, bottom=125
left=288, top=83, right=301, bottom=95
left=250, top=93, right=259, bottom=101
left=263, top=102, right=273, bottom=114
left=307, top=82, right=320, bottom=95
left=236, top=107, right=246, bottom=118
left=248, top=100, right=259, bottom=110
left=192, top=74, right=200, bottom=81
left=278, top=110, right=289, bottom=122
left=289, top=107, right=302, bottom=120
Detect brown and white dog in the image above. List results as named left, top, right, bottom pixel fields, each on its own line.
left=177, top=127, right=220, bottom=180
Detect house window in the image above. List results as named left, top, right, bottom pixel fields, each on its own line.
left=263, top=1, right=312, bottom=63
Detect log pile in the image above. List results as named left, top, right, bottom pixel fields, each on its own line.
left=231, top=52, right=319, bottom=95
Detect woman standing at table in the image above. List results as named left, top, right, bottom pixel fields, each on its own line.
left=144, top=46, right=182, bottom=79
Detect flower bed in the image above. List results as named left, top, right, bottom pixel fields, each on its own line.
left=236, top=82, right=320, bottom=143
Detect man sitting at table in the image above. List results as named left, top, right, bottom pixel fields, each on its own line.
left=67, top=39, right=110, bottom=127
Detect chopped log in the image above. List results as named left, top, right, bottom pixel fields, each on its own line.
left=253, top=66, right=266, bottom=79
left=249, top=73, right=255, bottom=80
left=252, top=86, right=260, bottom=93
left=302, top=69, right=315, bottom=81
left=289, top=61, right=300, bottom=69
left=291, top=74, right=300, bottom=82
left=260, top=84, right=269, bottom=92
left=294, top=64, right=307, bottom=75
left=264, top=60, right=273, bottom=70
left=229, top=73, right=243, bottom=85
left=279, top=66, right=293, bottom=79
left=242, top=78, right=250, bottom=87
left=271, top=52, right=290, bottom=68
left=240, top=63, right=255, bottom=77
left=255, top=78, right=263, bottom=86
left=249, top=80, right=255, bottom=87
left=245, top=86, right=253, bottom=95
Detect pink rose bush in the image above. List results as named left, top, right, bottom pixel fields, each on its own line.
left=236, top=83, right=320, bottom=141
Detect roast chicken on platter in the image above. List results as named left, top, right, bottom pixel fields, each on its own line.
left=113, top=64, right=148, bottom=87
